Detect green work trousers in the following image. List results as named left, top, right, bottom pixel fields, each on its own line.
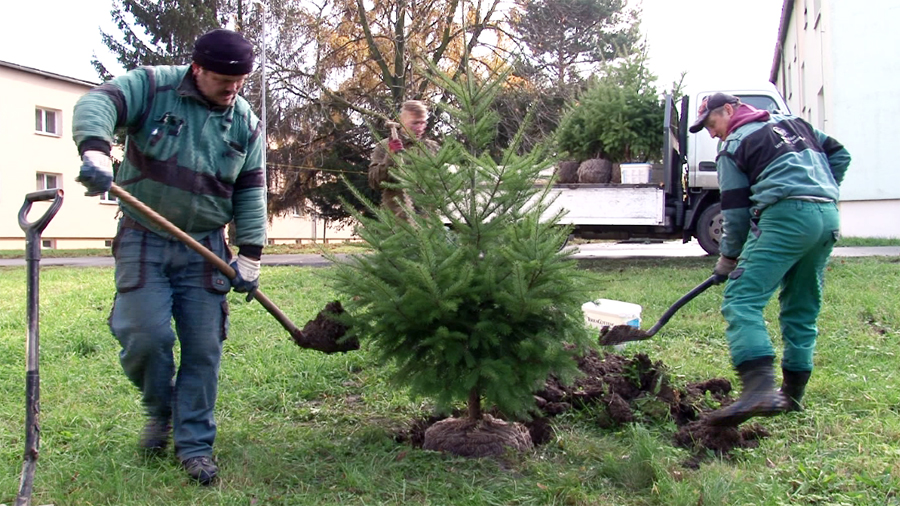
left=722, top=199, right=840, bottom=371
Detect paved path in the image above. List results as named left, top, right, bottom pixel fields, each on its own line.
left=0, top=242, right=897, bottom=268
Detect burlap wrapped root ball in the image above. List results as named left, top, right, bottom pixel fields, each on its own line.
left=577, top=158, right=613, bottom=183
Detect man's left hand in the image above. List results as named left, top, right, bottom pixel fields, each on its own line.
left=230, top=254, right=260, bottom=301
left=713, top=255, right=738, bottom=280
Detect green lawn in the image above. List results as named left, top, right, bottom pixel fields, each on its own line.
left=0, top=241, right=370, bottom=259
left=1, top=255, right=899, bottom=505
left=836, top=237, right=900, bottom=247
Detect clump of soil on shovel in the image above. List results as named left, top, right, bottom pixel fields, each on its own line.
left=397, top=351, right=771, bottom=467
left=291, top=300, right=359, bottom=353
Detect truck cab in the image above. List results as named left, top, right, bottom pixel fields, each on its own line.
left=682, top=84, right=790, bottom=254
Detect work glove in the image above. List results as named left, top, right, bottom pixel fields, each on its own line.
left=388, top=138, right=404, bottom=153
left=229, top=254, right=260, bottom=301
left=712, top=255, right=738, bottom=283
left=76, top=151, right=114, bottom=196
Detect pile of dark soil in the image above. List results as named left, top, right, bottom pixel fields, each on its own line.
left=397, top=351, right=771, bottom=466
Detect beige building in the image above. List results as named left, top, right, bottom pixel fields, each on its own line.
left=770, top=0, right=900, bottom=238
left=0, top=60, right=358, bottom=250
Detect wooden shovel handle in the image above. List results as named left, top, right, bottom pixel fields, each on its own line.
left=108, top=183, right=302, bottom=336
left=386, top=121, right=401, bottom=140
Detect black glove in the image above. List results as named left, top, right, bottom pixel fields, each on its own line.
left=229, top=255, right=260, bottom=302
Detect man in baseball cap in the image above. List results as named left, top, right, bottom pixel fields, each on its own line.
left=688, top=90, right=851, bottom=428
left=72, top=28, right=265, bottom=485
left=688, top=92, right=740, bottom=134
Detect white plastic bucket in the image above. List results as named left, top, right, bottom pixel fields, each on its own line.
left=582, top=299, right=642, bottom=330
left=620, top=163, right=652, bottom=184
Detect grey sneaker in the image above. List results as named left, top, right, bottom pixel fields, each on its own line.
left=182, top=456, right=218, bottom=485
left=139, top=418, right=171, bottom=455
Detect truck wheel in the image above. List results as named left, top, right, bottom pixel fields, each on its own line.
left=696, top=203, right=723, bottom=256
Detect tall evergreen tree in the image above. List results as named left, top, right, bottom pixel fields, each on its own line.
left=508, top=0, right=641, bottom=88
left=92, top=0, right=236, bottom=80
left=326, top=64, right=594, bottom=452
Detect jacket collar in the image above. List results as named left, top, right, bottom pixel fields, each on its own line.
left=726, top=104, right=770, bottom=136
left=177, top=67, right=231, bottom=112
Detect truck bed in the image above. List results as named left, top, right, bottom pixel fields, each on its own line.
left=541, top=184, right=665, bottom=226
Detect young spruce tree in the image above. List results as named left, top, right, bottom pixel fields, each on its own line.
left=327, top=66, right=594, bottom=447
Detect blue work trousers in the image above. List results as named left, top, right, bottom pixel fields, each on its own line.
left=108, top=224, right=231, bottom=460
left=722, top=199, right=840, bottom=372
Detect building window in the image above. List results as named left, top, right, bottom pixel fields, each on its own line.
left=817, top=87, right=826, bottom=130
left=800, top=63, right=807, bottom=113
left=105, top=239, right=113, bottom=247
left=36, top=172, right=61, bottom=190
left=41, top=239, right=56, bottom=249
left=100, top=190, right=118, bottom=204
left=35, top=107, right=61, bottom=136
left=786, top=63, right=793, bottom=100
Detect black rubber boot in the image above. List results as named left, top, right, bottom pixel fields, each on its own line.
left=780, top=368, right=812, bottom=412
left=706, top=357, right=789, bottom=427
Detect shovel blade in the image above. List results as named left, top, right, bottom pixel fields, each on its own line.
left=598, top=325, right=653, bottom=346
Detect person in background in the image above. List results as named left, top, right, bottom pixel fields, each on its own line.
left=368, top=100, right=440, bottom=219
left=689, top=92, right=850, bottom=426
left=72, top=28, right=266, bottom=485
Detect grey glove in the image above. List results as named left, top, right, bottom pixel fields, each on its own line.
left=76, top=151, right=113, bottom=196
left=229, top=254, right=260, bottom=302
left=713, top=255, right=738, bottom=279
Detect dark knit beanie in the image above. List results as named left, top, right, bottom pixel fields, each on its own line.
left=192, top=29, right=254, bottom=75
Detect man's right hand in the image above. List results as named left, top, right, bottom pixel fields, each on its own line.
left=388, top=138, right=404, bottom=153
left=229, top=254, right=260, bottom=302
left=77, top=151, right=113, bottom=196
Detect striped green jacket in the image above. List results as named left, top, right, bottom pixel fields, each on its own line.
left=716, top=115, right=851, bottom=258
left=72, top=65, right=266, bottom=251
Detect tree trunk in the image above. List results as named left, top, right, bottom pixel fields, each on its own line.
left=467, top=387, right=482, bottom=422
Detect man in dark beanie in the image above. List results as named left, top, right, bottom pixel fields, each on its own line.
left=71, top=28, right=265, bottom=485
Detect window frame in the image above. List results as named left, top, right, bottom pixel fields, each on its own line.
left=35, top=107, right=62, bottom=137
left=100, top=190, right=118, bottom=204
left=36, top=172, right=62, bottom=191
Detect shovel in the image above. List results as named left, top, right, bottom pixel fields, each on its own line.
left=598, top=274, right=726, bottom=346
left=16, top=188, right=64, bottom=506
left=108, top=183, right=358, bottom=354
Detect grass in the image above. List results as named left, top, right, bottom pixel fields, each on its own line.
left=836, top=237, right=900, bottom=247
left=0, top=241, right=370, bottom=259
left=2, top=237, right=895, bottom=260
left=1, top=255, right=899, bottom=505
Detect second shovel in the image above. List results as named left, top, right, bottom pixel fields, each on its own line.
left=598, top=274, right=726, bottom=346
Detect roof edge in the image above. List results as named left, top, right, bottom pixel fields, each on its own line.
left=769, top=0, right=795, bottom=84
left=0, top=60, right=98, bottom=88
